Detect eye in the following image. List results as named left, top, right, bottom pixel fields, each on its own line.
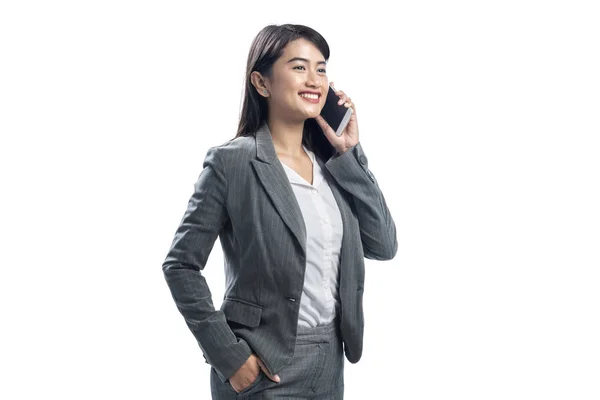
left=293, top=65, right=327, bottom=74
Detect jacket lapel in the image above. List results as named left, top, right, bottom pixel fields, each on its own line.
left=250, top=123, right=307, bottom=255
left=317, top=156, right=351, bottom=279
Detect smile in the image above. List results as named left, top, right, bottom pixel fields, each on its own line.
left=299, top=93, right=320, bottom=103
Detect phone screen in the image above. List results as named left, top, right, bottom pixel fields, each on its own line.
left=319, top=85, right=353, bottom=137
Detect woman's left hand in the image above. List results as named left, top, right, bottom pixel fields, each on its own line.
left=314, top=82, right=359, bottom=154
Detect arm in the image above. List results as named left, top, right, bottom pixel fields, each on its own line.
left=162, top=146, right=252, bottom=383
left=325, top=142, right=398, bottom=260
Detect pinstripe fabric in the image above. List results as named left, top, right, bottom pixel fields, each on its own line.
left=210, top=317, right=344, bottom=399
left=162, top=121, right=397, bottom=386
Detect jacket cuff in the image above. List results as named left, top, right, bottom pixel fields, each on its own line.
left=207, top=337, right=253, bottom=383
left=325, top=142, right=376, bottom=184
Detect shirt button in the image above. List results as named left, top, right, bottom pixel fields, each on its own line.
left=322, top=219, right=329, bottom=224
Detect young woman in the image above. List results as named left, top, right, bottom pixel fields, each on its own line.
left=162, top=24, right=397, bottom=399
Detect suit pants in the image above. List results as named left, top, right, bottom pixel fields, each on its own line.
left=210, top=317, right=345, bottom=399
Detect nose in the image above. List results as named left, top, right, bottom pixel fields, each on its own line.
left=306, top=70, right=322, bottom=89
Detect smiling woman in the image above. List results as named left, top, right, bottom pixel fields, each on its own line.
left=162, top=23, right=398, bottom=400
left=256, top=39, right=328, bottom=121
left=235, top=25, right=338, bottom=164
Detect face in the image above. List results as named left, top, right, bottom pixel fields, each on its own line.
left=253, top=38, right=328, bottom=122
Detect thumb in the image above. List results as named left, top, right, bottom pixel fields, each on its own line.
left=256, top=357, right=280, bottom=383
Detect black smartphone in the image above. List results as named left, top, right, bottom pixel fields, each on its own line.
left=319, top=84, right=353, bottom=137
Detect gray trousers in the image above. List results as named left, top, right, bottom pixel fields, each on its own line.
left=210, top=317, right=345, bottom=399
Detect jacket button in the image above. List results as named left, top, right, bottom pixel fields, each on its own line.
left=359, top=155, right=367, bottom=165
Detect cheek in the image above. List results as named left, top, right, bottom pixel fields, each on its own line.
left=274, top=79, right=299, bottom=99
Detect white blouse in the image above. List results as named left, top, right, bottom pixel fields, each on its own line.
left=281, top=145, right=344, bottom=328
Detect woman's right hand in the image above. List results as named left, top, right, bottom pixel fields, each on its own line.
left=229, top=353, right=280, bottom=393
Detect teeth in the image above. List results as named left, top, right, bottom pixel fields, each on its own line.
left=300, top=93, right=319, bottom=100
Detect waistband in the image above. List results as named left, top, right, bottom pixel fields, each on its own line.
left=295, top=317, right=341, bottom=344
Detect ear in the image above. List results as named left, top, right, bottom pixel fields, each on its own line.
left=250, top=71, right=270, bottom=97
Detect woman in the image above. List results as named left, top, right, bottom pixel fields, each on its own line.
left=162, top=24, right=397, bottom=399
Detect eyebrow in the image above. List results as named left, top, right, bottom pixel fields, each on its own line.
left=286, top=57, right=327, bottom=66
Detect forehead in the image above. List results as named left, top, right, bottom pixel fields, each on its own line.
left=280, top=38, right=324, bottom=60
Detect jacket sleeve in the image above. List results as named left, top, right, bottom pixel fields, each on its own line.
left=162, top=146, right=252, bottom=383
left=325, top=142, right=398, bottom=260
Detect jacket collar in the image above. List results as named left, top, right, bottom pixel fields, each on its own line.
left=250, top=120, right=350, bottom=259
left=255, top=122, right=278, bottom=164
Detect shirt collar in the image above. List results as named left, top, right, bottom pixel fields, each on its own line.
left=281, top=145, right=322, bottom=189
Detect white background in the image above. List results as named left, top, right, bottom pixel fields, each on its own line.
left=1, top=1, right=599, bottom=399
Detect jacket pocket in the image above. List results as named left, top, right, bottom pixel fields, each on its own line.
left=221, top=297, right=263, bottom=327
left=235, top=370, right=265, bottom=396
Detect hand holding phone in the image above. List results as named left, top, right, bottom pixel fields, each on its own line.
left=319, top=84, right=354, bottom=137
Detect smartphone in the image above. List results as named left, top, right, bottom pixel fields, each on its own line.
left=319, top=84, right=353, bottom=137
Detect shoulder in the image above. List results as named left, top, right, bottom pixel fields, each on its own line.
left=213, top=135, right=255, bottom=163
left=203, top=134, right=256, bottom=174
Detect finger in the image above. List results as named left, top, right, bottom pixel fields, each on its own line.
left=256, top=357, right=280, bottom=383
left=337, top=92, right=348, bottom=105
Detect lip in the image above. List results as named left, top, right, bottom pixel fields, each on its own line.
left=298, top=90, right=321, bottom=95
left=299, top=95, right=320, bottom=104
left=298, top=91, right=321, bottom=104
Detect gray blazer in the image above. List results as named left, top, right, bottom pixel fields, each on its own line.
left=162, top=122, right=397, bottom=383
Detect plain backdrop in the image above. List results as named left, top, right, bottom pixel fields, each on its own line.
left=1, top=1, right=599, bottom=399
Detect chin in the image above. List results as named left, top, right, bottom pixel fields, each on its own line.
left=307, top=109, right=322, bottom=118
left=289, top=102, right=322, bottom=121
left=303, top=105, right=323, bottom=118
left=298, top=113, right=318, bottom=122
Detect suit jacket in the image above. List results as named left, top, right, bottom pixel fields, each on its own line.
left=162, top=122, right=397, bottom=383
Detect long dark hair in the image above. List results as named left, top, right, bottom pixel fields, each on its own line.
left=232, top=24, right=336, bottom=163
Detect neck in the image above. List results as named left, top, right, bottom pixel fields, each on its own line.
left=266, top=116, right=306, bottom=158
